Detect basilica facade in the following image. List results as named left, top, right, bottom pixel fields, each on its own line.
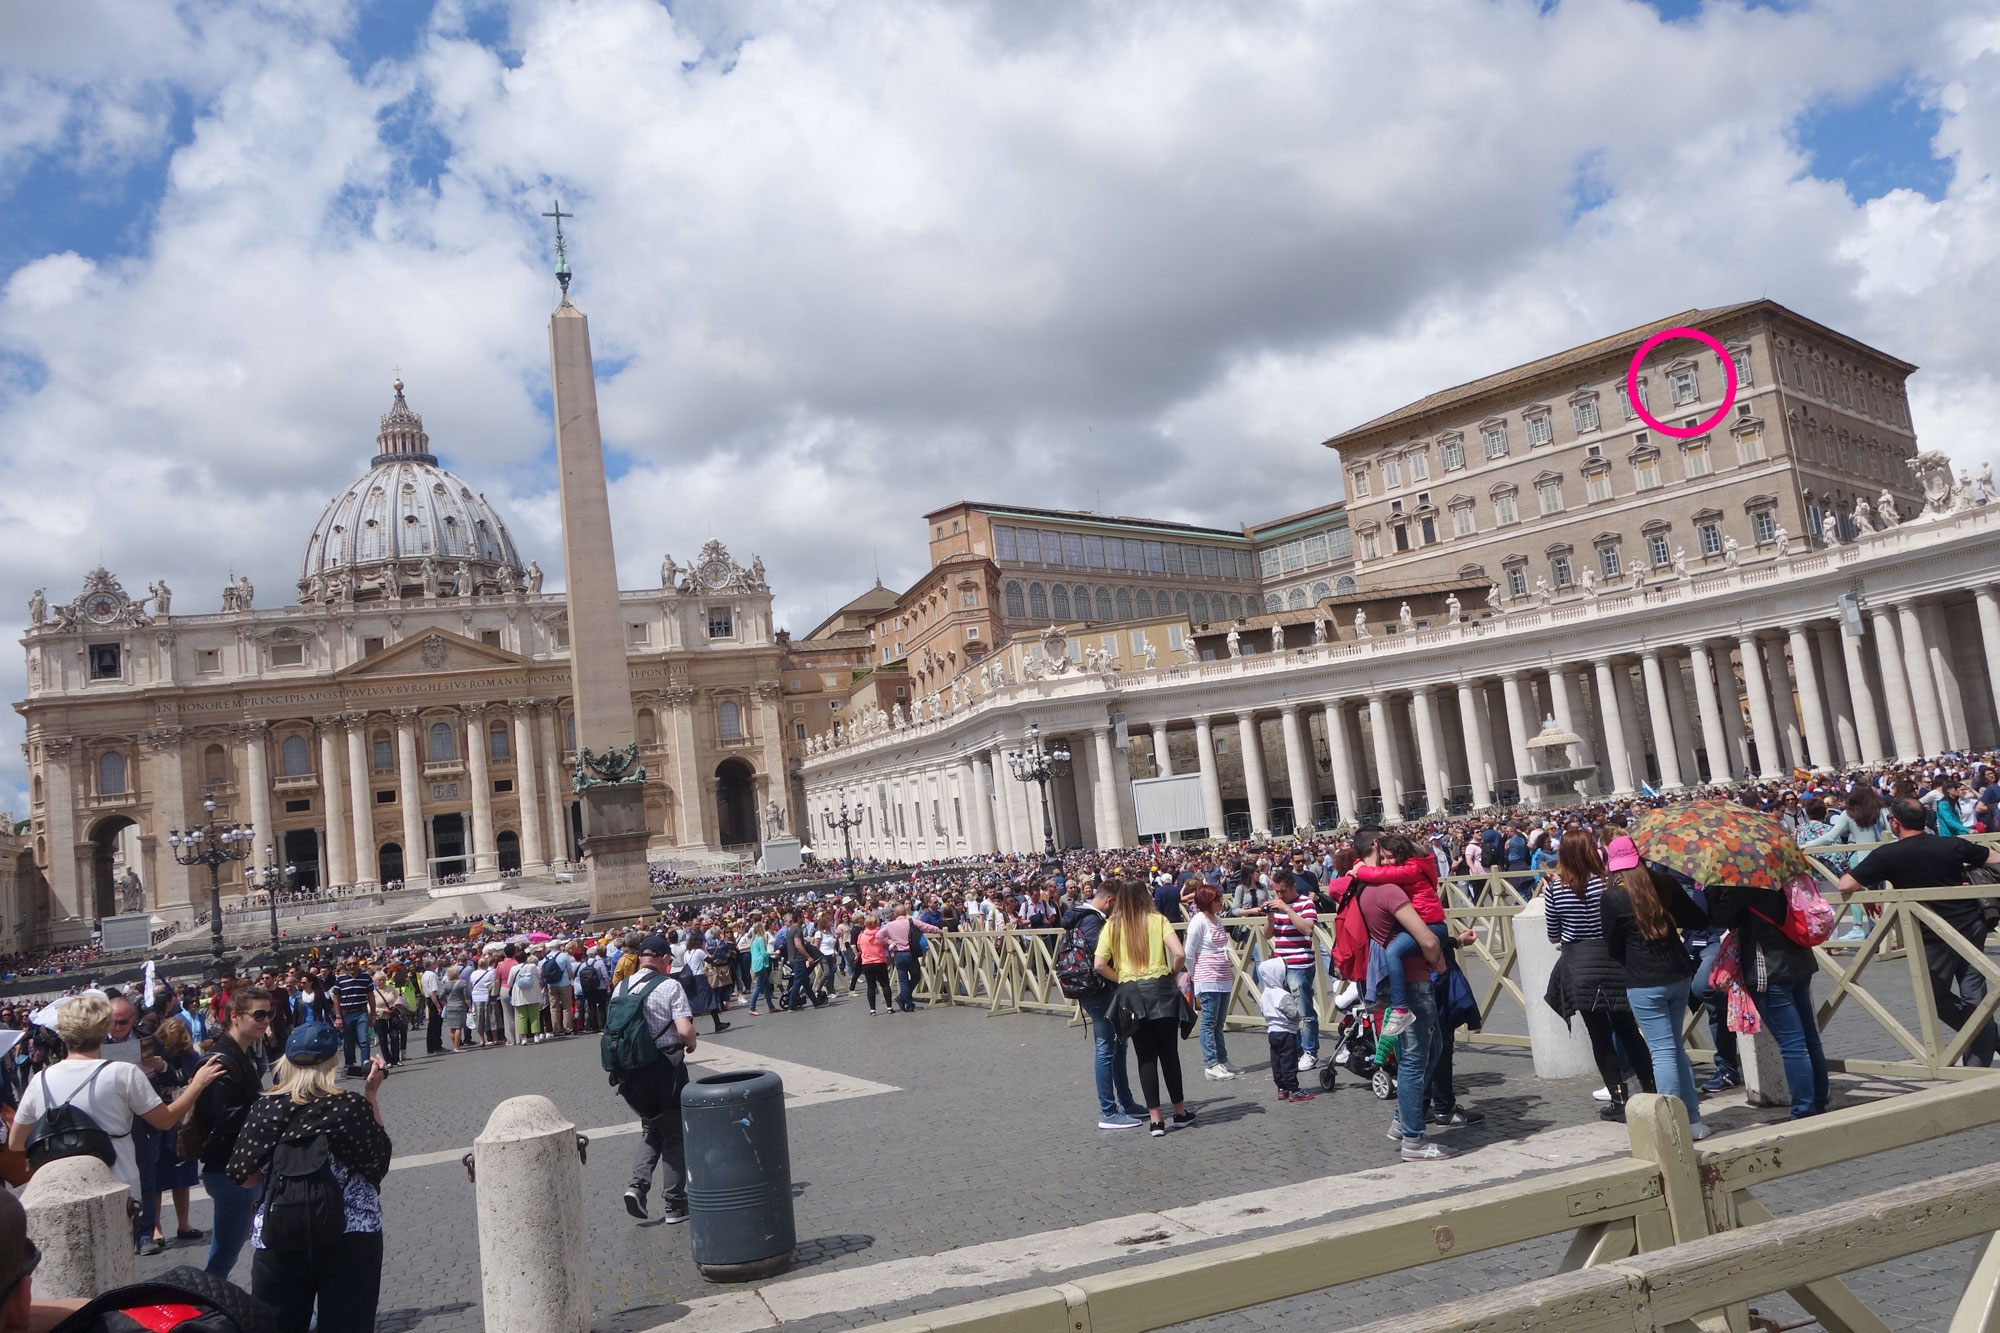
left=13, top=383, right=786, bottom=933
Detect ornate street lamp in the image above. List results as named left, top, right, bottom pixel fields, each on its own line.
left=822, top=788, right=866, bottom=882
left=1005, top=723, right=1070, bottom=871
left=166, top=794, right=253, bottom=982
left=245, top=847, right=296, bottom=954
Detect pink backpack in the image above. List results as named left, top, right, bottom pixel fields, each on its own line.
left=1751, top=874, right=1836, bottom=949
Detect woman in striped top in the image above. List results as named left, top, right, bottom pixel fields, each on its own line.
left=1541, top=829, right=1656, bottom=1121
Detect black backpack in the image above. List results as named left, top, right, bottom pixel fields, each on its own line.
left=1054, top=918, right=1107, bottom=1000
left=540, top=955, right=565, bottom=987
left=257, top=1121, right=345, bottom=1254
left=578, top=960, right=605, bottom=993
left=48, top=1267, right=277, bottom=1333
left=25, top=1065, right=125, bottom=1172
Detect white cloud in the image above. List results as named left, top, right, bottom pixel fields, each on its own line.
left=3, top=0, right=2000, bottom=815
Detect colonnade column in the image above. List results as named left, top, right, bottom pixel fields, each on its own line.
left=344, top=717, right=376, bottom=887
left=1785, top=628, right=1833, bottom=771
left=317, top=723, right=352, bottom=889
left=1639, top=652, right=1683, bottom=790
left=1091, top=727, right=1126, bottom=848
left=393, top=709, right=427, bottom=886
left=1366, top=693, right=1403, bottom=824
left=1411, top=687, right=1448, bottom=815
left=1150, top=724, right=1173, bottom=777
left=1236, top=713, right=1271, bottom=836
left=465, top=705, right=496, bottom=876
left=1501, top=671, right=1535, bottom=795
left=1592, top=660, right=1636, bottom=794
left=1766, top=642, right=1803, bottom=772
left=1737, top=636, right=1783, bottom=779
left=1279, top=704, right=1316, bottom=830
left=990, top=745, right=1018, bottom=853
left=1869, top=607, right=1921, bottom=760
left=1455, top=681, right=1493, bottom=809
left=1321, top=703, right=1360, bottom=827
left=1897, top=603, right=1949, bottom=757
left=970, top=756, right=997, bottom=854
left=1815, top=624, right=1864, bottom=766
left=1687, top=643, right=1733, bottom=784
left=510, top=703, right=546, bottom=871
left=146, top=730, right=192, bottom=905
left=1976, top=587, right=2000, bottom=731
left=1546, top=669, right=1588, bottom=796
left=1192, top=715, right=1227, bottom=838
left=241, top=723, right=273, bottom=867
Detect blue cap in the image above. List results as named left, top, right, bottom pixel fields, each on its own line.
left=285, top=1021, right=341, bottom=1065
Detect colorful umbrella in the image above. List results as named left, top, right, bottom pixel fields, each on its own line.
left=1628, top=801, right=1811, bottom=889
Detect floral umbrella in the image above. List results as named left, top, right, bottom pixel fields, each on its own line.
left=1628, top=801, right=1811, bottom=889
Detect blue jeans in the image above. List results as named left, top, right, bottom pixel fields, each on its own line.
left=1627, top=979, right=1701, bottom=1127
left=748, top=966, right=775, bottom=1011
left=1285, top=967, right=1319, bottom=1058
left=132, top=1122, right=160, bottom=1245
left=202, top=1170, right=258, bottom=1276
left=1395, top=979, right=1440, bottom=1140
left=1753, top=975, right=1830, bottom=1118
left=341, top=1010, right=372, bottom=1068
left=1383, top=927, right=1442, bottom=1009
left=1081, top=989, right=1144, bottom=1119
left=1196, top=991, right=1231, bottom=1068
left=894, top=950, right=918, bottom=1011
left=1689, top=935, right=1740, bottom=1080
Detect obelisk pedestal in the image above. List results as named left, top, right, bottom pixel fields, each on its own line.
left=548, top=282, right=653, bottom=922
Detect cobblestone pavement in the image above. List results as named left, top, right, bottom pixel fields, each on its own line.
left=130, top=948, right=1998, bottom=1333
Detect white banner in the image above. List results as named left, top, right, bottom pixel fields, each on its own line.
left=1131, top=774, right=1207, bottom=838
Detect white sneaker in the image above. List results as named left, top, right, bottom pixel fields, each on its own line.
left=1297, top=1053, right=1318, bottom=1072
left=1593, top=1086, right=1615, bottom=1103
left=1203, top=1064, right=1238, bottom=1080
left=1380, top=1008, right=1415, bottom=1038
left=1334, top=981, right=1362, bottom=1010
left=1689, top=1122, right=1712, bottom=1141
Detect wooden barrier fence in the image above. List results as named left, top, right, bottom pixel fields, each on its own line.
left=866, top=1078, right=2000, bottom=1333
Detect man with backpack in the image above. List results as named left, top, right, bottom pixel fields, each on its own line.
left=577, top=947, right=609, bottom=1032
left=606, top=935, right=698, bottom=1223
left=1057, top=883, right=1147, bottom=1130
left=540, top=946, right=575, bottom=1037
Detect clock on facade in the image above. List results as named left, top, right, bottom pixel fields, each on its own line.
left=701, top=560, right=731, bottom=588
left=85, top=595, right=119, bottom=624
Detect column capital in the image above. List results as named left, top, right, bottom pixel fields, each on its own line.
left=1278, top=701, right=1300, bottom=716
left=508, top=698, right=539, bottom=718
left=338, top=710, right=372, bottom=732
left=1639, top=646, right=1663, bottom=662
left=140, top=727, right=189, bottom=752
left=391, top=707, right=421, bottom=723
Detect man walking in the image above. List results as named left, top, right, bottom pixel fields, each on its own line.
left=420, top=955, right=445, bottom=1055
left=609, top=934, right=698, bottom=1224
left=332, top=955, right=374, bottom=1075
left=877, top=902, right=941, bottom=1013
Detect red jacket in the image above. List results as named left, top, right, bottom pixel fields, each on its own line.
left=1355, top=858, right=1444, bottom=924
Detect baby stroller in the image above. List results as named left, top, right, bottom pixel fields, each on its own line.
left=776, top=955, right=830, bottom=1010
left=1324, top=992, right=1398, bottom=1099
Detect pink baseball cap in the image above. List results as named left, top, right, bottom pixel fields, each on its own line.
left=1604, top=836, right=1641, bottom=873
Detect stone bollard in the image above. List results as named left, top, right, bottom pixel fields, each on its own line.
left=1515, top=895, right=1598, bottom=1079
left=1737, top=1014, right=1791, bottom=1109
left=473, top=1096, right=588, bottom=1333
left=21, top=1155, right=134, bottom=1299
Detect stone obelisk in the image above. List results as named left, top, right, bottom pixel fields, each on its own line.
left=544, top=207, right=652, bottom=920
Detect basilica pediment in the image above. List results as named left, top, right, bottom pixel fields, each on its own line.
left=333, top=629, right=528, bottom=679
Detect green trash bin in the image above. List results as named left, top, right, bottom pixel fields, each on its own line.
left=681, top=1069, right=795, bottom=1280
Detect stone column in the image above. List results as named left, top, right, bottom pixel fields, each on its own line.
left=1869, top=608, right=1921, bottom=759
left=1366, top=693, right=1404, bottom=824
left=1662, top=653, right=1701, bottom=786
left=465, top=705, right=496, bottom=877
left=1279, top=704, right=1316, bottom=830
left=1976, top=586, right=2000, bottom=733
left=1787, top=628, right=1833, bottom=772
left=1473, top=682, right=1500, bottom=796
left=1321, top=702, right=1360, bottom=827
left=1150, top=723, right=1173, bottom=777
left=1737, top=635, right=1783, bottom=779
left=971, top=756, right=997, bottom=854
left=664, top=691, right=708, bottom=850
left=1717, top=646, right=1750, bottom=777
left=394, top=710, right=427, bottom=887
left=1236, top=713, right=1271, bottom=836
left=511, top=703, right=546, bottom=871
left=1411, top=686, right=1448, bottom=815
left=1192, top=715, right=1227, bottom=838
left=1817, top=623, right=1867, bottom=766
left=989, top=745, right=1017, bottom=853
left=1639, top=652, right=1683, bottom=790
left=1455, top=681, right=1493, bottom=809
left=317, top=723, right=352, bottom=890
left=241, top=723, right=273, bottom=868
left=1688, top=643, right=1733, bottom=783
left=538, top=705, right=569, bottom=860
left=1897, top=603, right=1948, bottom=757
left=1593, top=659, right=1636, bottom=794
left=1766, top=640, right=1803, bottom=772
left=143, top=730, right=192, bottom=906
left=1611, top=661, right=1648, bottom=787
left=1091, top=727, right=1125, bottom=848
left=1919, top=603, right=1971, bottom=751
left=39, top=740, right=80, bottom=918
left=1547, top=669, right=1588, bottom=799
left=1502, top=671, right=1535, bottom=794
left=344, top=717, right=376, bottom=888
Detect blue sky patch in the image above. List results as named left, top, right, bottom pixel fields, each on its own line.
left=1798, top=80, right=1953, bottom=203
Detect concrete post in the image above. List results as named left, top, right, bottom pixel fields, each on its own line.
left=21, top=1155, right=135, bottom=1299
left=475, top=1095, right=588, bottom=1333
left=1737, top=1019, right=1792, bottom=1111
left=1515, top=897, right=1596, bottom=1079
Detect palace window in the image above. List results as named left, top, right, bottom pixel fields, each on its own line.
left=1551, top=554, right=1573, bottom=588
left=428, top=722, right=456, bottom=763
left=1359, top=531, right=1379, bottom=560
left=1115, top=587, right=1133, bottom=620
left=490, top=725, right=509, bottom=760
left=707, top=607, right=733, bottom=637
left=1096, top=587, right=1115, bottom=620
left=1281, top=540, right=1305, bottom=572
left=1382, top=456, right=1402, bottom=488
left=1440, top=437, right=1465, bottom=471
left=1288, top=588, right=1308, bottom=610
left=1493, top=492, right=1519, bottom=525
left=1670, top=366, right=1699, bottom=405
left=1572, top=399, right=1600, bottom=433
left=1028, top=582, right=1048, bottom=618
left=1685, top=441, right=1711, bottom=478
left=1599, top=544, right=1622, bottom=578
left=98, top=751, right=126, bottom=796
left=1751, top=508, right=1778, bottom=544
left=1525, top=413, right=1553, bottom=447
left=1451, top=504, right=1476, bottom=537
left=1191, top=592, right=1210, bottom=622
left=719, top=701, right=742, bottom=740
left=1004, top=581, right=1025, bottom=617
left=1697, top=520, right=1724, bottom=557
left=1586, top=470, right=1613, bottom=503
left=1327, top=528, right=1352, bottom=559
left=1505, top=564, right=1528, bottom=598
left=1259, top=548, right=1282, bottom=578
left=1393, top=523, right=1410, bottom=552
left=280, top=734, right=311, bottom=777
left=1303, top=533, right=1327, bottom=564
left=1537, top=479, right=1563, bottom=515
left=1730, top=347, right=1753, bottom=387
left=993, top=526, right=1018, bottom=561
left=1482, top=424, right=1508, bottom=458
left=1050, top=584, right=1072, bottom=620
left=1350, top=470, right=1371, bottom=498
left=1135, top=589, right=1153, bottom=617
left=1419, top=515, right=1437, bottom=544
left=1648, top=531, right=1670, bottom=568
left=373, top=737, right=393, bottom=771
left=1634, top=454, right=1661, bottom=489
left=1408, top=451, right=1429, bottom=481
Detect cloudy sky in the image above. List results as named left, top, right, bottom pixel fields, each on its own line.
left=2, top=0, right=1995, bottom=811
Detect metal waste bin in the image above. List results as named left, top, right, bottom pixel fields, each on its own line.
left=681, top=1069, right=795, bottom=1280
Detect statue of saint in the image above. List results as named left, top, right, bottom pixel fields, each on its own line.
left=1270, top=623, right=1284, bottom=653
left=1581, top=568, right=1597, bottom=598
left=1774, top=524, right=1791, bottom=559
left=27, top=589, right=45, bottom=626
left=1354, top=608, right=1369, bottom=638
left=1821, top=512, right=1841, bottom=546
left=1312, top=616, right=1328, bottom=646
left=1225, top=627, right=1241, bottom=658
left=1852, top=496, right=1874, bottom=532
left=1673, top=546, right=1690, bottom=579
left=1143, top=638, right=1158, bottom=669
left=662, top=554, right=680, bottom=590
left=527, top=560, right=544, bottom=594
left=1445, top=592, right=1461, bottom=621
left=764, top=800, right=785, bottom=838
left=421, top=556, right=441, bottom=599
left=117, top=868, right=143, bottom=915
left=1722, top=534, right=1741, bottom=569
left=454, top=560, right=474, bottom=597
left=151, top=580, right=172, bottom=616
left=1877, top=492, right=1900, bottom=527
left=1398, top=601, right=1414, bottom=631
left=237, top=574, right=254, bottom=609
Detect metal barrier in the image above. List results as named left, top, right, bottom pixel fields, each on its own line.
left=864, top=1079, right=2000, bottom=1333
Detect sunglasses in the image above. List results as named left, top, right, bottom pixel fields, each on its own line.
left=247, top=1010, right=273, bottom=1021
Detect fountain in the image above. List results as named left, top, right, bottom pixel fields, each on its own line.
left=1518, top=716, right=1598, bottom=808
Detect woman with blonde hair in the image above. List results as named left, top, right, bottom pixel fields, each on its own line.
left=1093, top=877, right=1192, bottom=1137
left=226, top=1022, right=391, bottom=1333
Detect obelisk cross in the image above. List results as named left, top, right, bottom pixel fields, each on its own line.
left=542, top=200, right=574, bottom=298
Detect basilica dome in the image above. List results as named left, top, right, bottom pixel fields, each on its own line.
left=298, top=382, right=527, bottom=604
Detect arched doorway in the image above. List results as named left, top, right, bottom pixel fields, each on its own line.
left=714, top=759, right=758, bottom=848
left=86, top=815, right=139, bottom=920
left=497, top=831, right=521, bottom=873
left=379, top=843, right=404, bottom=885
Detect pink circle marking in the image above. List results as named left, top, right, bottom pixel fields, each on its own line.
left=1626, top=326, right=1738, bottom=439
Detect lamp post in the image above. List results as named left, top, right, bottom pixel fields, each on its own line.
left=166, top=793, right=254, bottom=982
left=1005, top=723, right=1070, bottom=872
left=245, top=847, right=296, bottom=953
left=822, top=788, right=865, bottom=882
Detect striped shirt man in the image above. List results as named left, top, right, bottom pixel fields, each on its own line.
left=1267, top=892, right=1318, bottom=971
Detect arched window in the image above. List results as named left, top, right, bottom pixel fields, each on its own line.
left=1174, top=591, right=1190, bottom=617
left=428, top=722, right=455, bottom=763
left=1004, top=581, right=1025, bottom=618
left=280, top=734, right=311, bottom=777
left=31, top=775, right=41, bottom=804
left=1335, top=574, right=1358, bottom=595
left=1191, top=593, right=1210, bottom=623
left=1227, top=595, right=1243, bottom=618
left=1114, top=588, right=1133, bottom=620
left=637, top=709, right=658, bottom=745
left=1028, top=583, right=1049, bottom=619
left=1311, top=581, right=1330, bottom=601
left=1135, top=589, right=1153, bottom=618
left=1094, top=586, right=1113, bottom=620
left=566, top=713, right=576, bottom=751
left=719, top=701, right=742, bottom=741
left=1265, top=594, right=1283, bottom=612
left=1287, top=588, right=1308, bottom=610
left=1072, top=584, right=1090, bottom=618
left=204, top=744, right=229, bottom=786
left=489, top=724, right=510, bottom=759
left=1050, top=584, right=1071, bottom=620
left=98, top=751, right=126, bottom=796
